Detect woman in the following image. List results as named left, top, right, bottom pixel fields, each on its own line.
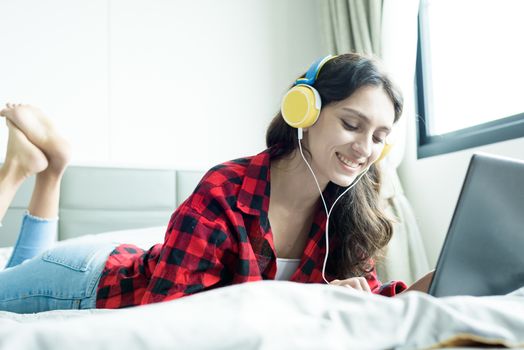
left=0, top=53, right=428, bottom=313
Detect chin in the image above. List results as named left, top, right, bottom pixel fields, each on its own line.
left=331, top=175, right=358, bottom=188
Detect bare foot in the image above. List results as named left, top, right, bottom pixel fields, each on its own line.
left=0, top=103, right=71, bottom=175
left=1, top=120, right=48, bottom=180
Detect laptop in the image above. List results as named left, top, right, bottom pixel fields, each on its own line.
left=428, top=153, right=524, bottom=297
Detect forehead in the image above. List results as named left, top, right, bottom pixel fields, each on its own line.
left=331, top=85, right=395, bottom=127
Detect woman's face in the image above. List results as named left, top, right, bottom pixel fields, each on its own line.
left=304, top=85, right=395, bottom=187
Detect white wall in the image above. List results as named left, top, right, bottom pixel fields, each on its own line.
left=9, top=0, right=516, bottom=271
left=0, top=0, right=110, bottom=163
left=399, top=108, right=524, bottom=267
left=0, top=0, right=327, bottom=170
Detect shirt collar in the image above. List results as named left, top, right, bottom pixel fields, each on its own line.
left=236, top=148, right=275, bottom=216
left=236, top=146, right=340, bottom=216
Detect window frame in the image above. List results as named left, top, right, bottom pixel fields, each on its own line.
left=415, top=2, right=524, bottom=159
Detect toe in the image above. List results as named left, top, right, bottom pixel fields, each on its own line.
left=0, top=108, right=11, bottom=117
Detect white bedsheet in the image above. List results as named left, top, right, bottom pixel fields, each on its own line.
left=0, top=281, right=523, bottom=350
left=1, top=228, right=524, bottom=349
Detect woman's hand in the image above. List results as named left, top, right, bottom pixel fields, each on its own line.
left=330, top=277, right=372, bottom=293
left=402, top=270, right=435, bottom=293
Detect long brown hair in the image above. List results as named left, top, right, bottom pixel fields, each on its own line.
left=266, top=53, right=403, bottom=278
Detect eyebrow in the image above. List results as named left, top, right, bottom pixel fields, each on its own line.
left=341, top=107, right=392, bottom=133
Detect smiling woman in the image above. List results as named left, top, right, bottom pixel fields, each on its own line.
left=0, top=52, right=429, bottom=315
left=304, top=86, right=395, bottom=188
left=267, top=53, right=404, bottom=284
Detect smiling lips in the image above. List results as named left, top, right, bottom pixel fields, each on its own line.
left=336, top=152, right=363, bottom=170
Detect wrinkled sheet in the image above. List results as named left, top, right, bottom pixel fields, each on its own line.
left=0, top=281, right=523, bottom=350
left=1, top=228, right=524, bottom=349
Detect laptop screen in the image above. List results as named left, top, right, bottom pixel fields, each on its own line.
left=428, top=153, right=524, bottom=297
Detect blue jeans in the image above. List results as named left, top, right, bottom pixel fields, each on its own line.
left=0, top=213, right=115, bottom=313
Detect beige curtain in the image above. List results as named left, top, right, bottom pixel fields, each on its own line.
left=323, top=0, right=383, bottom=56
left=320, top=0, right=429, bottom=284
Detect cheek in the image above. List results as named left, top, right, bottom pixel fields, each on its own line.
left=323, top=127, right=351, bottom=147
left=372, top=144, right=386, bottom=162
left=309, top=126, right=340, bottom=152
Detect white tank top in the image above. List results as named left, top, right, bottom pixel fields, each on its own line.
left=275, top=258, right=301, bottom=280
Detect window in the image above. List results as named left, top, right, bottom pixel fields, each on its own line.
left=416, top=0, right=524, bottom=158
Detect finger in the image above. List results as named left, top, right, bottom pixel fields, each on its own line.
left=358, top=277, right=372, bottom=293
left=348, top=283, right=363, bottom=291
left=345, top=279, right=363, bottom=290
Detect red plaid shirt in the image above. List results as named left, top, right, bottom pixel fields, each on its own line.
left=96, top=147, right=406, bottom=308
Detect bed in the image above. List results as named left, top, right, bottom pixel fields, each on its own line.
left=1, top=226, right=524, bottom=350
left=1, top=166, right=524, bottom=350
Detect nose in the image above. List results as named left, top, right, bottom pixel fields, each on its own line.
left=351, top=133, right=373, bottom=158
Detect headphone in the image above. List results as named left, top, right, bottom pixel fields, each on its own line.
left=280, top=55, right=333, bottom=129
left=279, top=55, right=393, bottom=284
left=280, top=55, right=391, bottom=162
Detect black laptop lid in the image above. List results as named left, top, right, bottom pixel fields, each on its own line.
left=428, top=153, right=524, bottom=297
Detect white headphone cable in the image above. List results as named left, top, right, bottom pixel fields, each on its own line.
left=297, top=128, right=371, bottom=284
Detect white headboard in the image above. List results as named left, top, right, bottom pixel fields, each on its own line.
left=0, top=166, right=205, bottom=247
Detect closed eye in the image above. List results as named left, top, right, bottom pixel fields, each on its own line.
left=342, top=121, right=358, bottom=131
left=342, top=120, right=386, bottom=144
left=373, top=135, right=385, bottom=144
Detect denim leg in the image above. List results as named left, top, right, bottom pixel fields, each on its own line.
left=0, top=240, right=116, bottom=313
left=5, top=212, right=58, bottom=268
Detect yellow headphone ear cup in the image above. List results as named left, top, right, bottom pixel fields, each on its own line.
left=281, top=85, right=321, bottom=128
left=375, top=143, right=392, bottom=163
